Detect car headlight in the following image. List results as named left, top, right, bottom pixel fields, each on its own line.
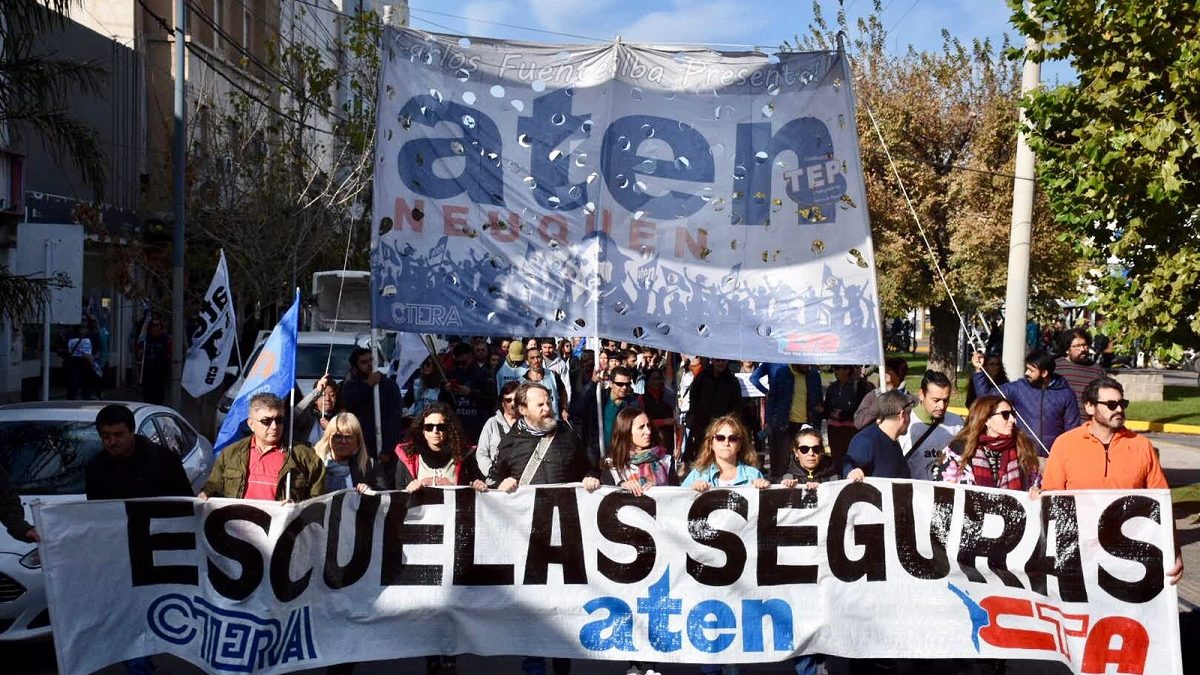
left=19, top=548, right=41, bottom=569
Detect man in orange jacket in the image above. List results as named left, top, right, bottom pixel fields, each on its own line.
left=1043, top=376, right=1183, bottom=585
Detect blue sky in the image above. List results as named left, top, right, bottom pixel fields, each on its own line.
left=405, top=0, right=1071, bottom=84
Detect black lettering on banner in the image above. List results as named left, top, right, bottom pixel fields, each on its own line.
left=269, top=500, right=327, bottom=602
left=686, top=489, right=748, bottom=586
left=891, top=483, right=952, bottom=580
left=381, top=489, right=445, bottom=585
left=957, top=490, right=1026, bottom=588
left=1025, top=494, right=1087, bottom=602
left=453, top=488, right=515, bottom=585
left=324, top=492, right=379, bottom=590
left=757, top=488, right=818, bottom=585
left=524, top=487, right=587, bottom=584
left=1097, top=495, right=1164, bottom=604
left=126, top=501, right=199, bottom=587
left=596, top=491, right=657, bottom=584
left=827, top=482, right=886, bottom=582
left=205, top=504, right=271, bottom=601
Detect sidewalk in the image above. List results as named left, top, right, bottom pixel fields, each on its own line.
left=1153, top=434, right=1200, bottom=611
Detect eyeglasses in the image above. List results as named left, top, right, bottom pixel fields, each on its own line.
left=256, top=416, right=285, bottom=427
left=332, top=433, right=356, bottom=443
left=795, top=444, right=823, bottom=455
left=1094, top=399, right=1130, bottom=411
left=990, top=410, right=1014, bottom=421
left=611, top=380, right=631, bottom=388
left=712, top=434, right=741, bottom=443
left=423, top=423, right=448, bottom=432
left=1070, top=342, right=1088, bottom=349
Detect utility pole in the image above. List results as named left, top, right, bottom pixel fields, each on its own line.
left=1002, top=22, right=1042, bottom=380
left=170, top=0, right=187, bottom=409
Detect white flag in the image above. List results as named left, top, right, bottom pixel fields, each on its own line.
left=181, top=251, right=237, bottom=398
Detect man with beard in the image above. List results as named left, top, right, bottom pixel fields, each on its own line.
left=1000, top=350, right=1080, bottom=456
left=473, top=383, right=600, bottom=675
left=1055, top=328, right=1105, bottom=417
left=540, top=337, right=572, bottom=407
left=1044, top=377, right=1183, bottom=585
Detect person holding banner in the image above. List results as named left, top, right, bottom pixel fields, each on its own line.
left=779, top=425, right=838, bottom=490
left=681, top=415, right=770, bottom=492
left=935, top=396, right=1042, bottom=491
left=199, top=393, right=326, bottom=502
left=395, top=402, right=483, bottom=493
left=1044, top=377, right=1184, bottom=584
left=842, top=389, right=915, bottom=482
left=312, top=412, right=385, bottom=494
left=600, top=407, right=676, bottom=496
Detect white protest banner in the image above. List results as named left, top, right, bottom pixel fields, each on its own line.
left=182, top=250, right=237, bottom=398
left=371, top=28, right=882, bottom=365
left=36, top=482, right=1181, bottom=674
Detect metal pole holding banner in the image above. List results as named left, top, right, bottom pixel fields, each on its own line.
left=371, top=328, right=384, bottom=457
left=41, top=241, right=51, bottom=401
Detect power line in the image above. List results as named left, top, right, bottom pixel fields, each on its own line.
left=408, top=7, right=606, bottom=43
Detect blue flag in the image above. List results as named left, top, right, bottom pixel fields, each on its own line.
left=213, top=290, right=300, bottom=454
left=572, top=337, right=587, bottom=358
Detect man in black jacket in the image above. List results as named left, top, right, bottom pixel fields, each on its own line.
left=684, top=357, right=742, bottom=461
left=86, top=405, right=194, bottom=500
left=478, top=383, right=600, bottom=491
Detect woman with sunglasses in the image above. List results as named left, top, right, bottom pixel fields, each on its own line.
left=681, top=415, right=770, bottom=493
left=602, top=407, right=675, bottom=496
left=394, top=402, right=483, bottom=493
left=936, top=395, right=1041, bottom=492
left=312, top=412, right=382, bottom=494
left=778, top=426, right=837, bottom=490
left=477, top=381, right=521, bottom=478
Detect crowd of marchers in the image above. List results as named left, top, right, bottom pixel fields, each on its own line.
left=0, top=329, right=1184, bottom=675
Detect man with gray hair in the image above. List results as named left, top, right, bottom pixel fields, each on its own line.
left=842, top=389, right=916, bottom=481
left=199, top=392, right=326, bottom=501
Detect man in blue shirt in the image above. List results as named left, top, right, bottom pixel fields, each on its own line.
left=842, top=389, right=916, bottom=480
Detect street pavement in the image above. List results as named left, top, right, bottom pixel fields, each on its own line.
left=4, top=434, right=1197, bottom=674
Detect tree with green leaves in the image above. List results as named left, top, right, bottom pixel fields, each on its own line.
left=792, top=1, right=1079, bottom=376
left=1010, top=0, right=1200, bottom=360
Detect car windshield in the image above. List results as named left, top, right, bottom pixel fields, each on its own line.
left=0, top=420, right=104, bottom=495
left=242, top=343, right=362, bottom=380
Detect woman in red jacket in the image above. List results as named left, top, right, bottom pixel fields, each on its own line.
left=394, top=402, right=484, bottom=492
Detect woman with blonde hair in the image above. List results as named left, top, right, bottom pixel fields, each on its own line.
left=681, top=414, right=770, bottom=492
left=313, top=412, right=379, bottom=493
left=937, top=395, right=1041, bottom=491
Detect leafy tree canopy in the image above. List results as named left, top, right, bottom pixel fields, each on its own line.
left=1011, top=0, right=1200, bottom=357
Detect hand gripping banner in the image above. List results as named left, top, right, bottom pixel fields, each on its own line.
left=36, top=482, right=1182, bottom=674
left=371, top=28, right=883, bottom=364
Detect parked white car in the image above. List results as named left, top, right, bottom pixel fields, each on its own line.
left=0, top=401, right=212, bottom=641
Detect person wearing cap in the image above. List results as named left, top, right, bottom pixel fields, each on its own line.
left=842, top=389, right=915, bottom=481
left=496, top=340, right=529, bottom=394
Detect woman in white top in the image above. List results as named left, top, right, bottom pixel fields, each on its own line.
left=394, top=402, right=483, bottom=492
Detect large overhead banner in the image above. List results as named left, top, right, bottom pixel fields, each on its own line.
left=37, top=483, right=1182, bottom=675
left=372, top=28, right=882, bottom=364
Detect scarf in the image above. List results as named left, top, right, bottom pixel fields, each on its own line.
left=623, top=446, right=671, bottom=487
left=419, top=445, right=452, bottom=469
left=968, top=433, right=1027, bottom=490
left=517, top=417, right=557, bottom=437
left=324, top=459, right=352, bottom=491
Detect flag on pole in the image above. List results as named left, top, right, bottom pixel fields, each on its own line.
left=212, top=289, right=299, bottom=454
left=181, top=251, right=238, bottom=398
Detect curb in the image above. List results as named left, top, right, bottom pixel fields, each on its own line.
left=946, top=407, right=1200, bottom=436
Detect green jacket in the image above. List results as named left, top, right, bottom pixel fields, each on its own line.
left=201, top=437, right=326, bottom=501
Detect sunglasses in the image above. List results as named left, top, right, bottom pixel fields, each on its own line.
left=332, top=433, right=356, bottom=443
left=990, top=410, right=1014, bottom=421
left=502, top=396, right=515, bottom=404
left=795, top=444, right=823, bottom=455
left=611, top=380, right=631, bottom=388
left=256, top=416, right=285, bottom=427
left=1094, top=399, right=1130, bottom=411
left=423, top=423, right=448, bottom=432
left=712, top=433, right=741, bottom=443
